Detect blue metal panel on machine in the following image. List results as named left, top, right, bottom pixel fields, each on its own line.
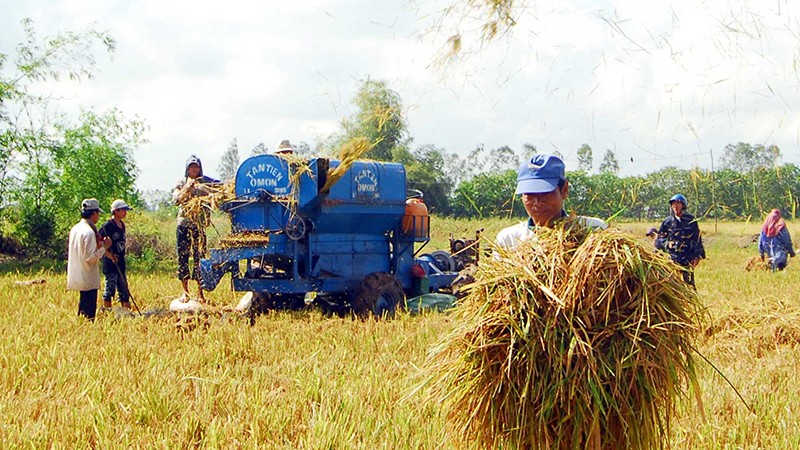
left=310, top=160, right=406, bottom=234
left=235, top=154, right=292, bottom=197
left=228, top=154, right=296, bottom=232
left=228, top=156, right=406, bottom=235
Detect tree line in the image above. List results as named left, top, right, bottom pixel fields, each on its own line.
left=0, top=20, right=141, bottom=256
left=237, top=77, right=794, bottom=223
left=1, top=20, right=795, bottom=257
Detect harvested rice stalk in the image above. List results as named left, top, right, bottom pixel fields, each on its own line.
left=217, top=231, right=271, bottom=248
left=744, top=255, right=770, bottom=271
left=321, top=137, right=373, bottom=192
left=182, top=181, right=236, bottom=225
left=273, top=153, right=313, bottom=214
left=423, top=220, right=704, bottom=450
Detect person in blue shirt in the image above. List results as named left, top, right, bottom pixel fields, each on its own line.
left=99, top=199, right=133, bottom=311
left=758, top=208, right=795, bottom=271
left=654, top=194, right=706, bottom=287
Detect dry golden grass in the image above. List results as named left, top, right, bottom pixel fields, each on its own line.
left=0, top=218, right=798, bottom=448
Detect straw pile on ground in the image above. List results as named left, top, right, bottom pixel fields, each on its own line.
left=422, top=219, right=704, bottom=450
left=744, top=255, right=770, bottom=271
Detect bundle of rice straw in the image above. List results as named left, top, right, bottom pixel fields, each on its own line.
left=422, top=218, right=704, bottom=450
left=744, top=255, right=770, bottom=271
left=182, top=181, right=236, bottom=225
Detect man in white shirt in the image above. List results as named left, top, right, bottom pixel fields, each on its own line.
left=67, top=198, right=112, bottom=320
left=496, top=154, right=606, bottom=250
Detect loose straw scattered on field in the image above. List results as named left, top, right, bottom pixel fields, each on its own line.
left=422, top=219, right=704, bottom=450
left=743, top=255, right=770, bottom=271
left=705, top=299, right=800, bottom=356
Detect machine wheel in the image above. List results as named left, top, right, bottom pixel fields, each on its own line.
left=429, top=250, right=456, bottom=272
left=352, top=272, right=405, bottom=319
left=284, top=214, right=307, bottom=240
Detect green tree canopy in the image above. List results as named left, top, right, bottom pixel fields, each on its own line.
left=720, top=142, right=781, bottom=173
left=0, top=19, right=148, bottom=255
left=337, top=79, right=408, bottom=161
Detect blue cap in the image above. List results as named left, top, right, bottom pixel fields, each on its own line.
left=515, top=154, right=566, bottom=195
left=669, top=194, right=687, bottom=207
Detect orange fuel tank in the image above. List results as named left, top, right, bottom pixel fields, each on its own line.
left=402, top=198, right=429, bottom=238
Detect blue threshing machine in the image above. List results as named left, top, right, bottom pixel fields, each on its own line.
left=199, top=154, right=458, bottom=317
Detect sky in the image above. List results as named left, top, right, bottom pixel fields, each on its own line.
left=2, top=0, right=800, bottom=194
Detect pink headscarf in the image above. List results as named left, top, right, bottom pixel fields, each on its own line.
left=762, top=209, right=786, bottom=238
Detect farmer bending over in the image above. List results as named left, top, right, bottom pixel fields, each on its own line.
left=496, top=154, right=606, bottom=251
left=759, top=208, right=795, bottom=272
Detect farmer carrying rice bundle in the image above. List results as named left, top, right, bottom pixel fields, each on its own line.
left=173, top=155, right=219, bottom=302
left=495, top=153, right=606, bottom=249
left=654, top=194, right=706, bottom=288
left=423, top=154, right=703, bottom=449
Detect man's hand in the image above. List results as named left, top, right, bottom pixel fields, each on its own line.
left=106, top=252, right=118, bottom=264
left=177, top=178, right=197, bottom=203
left=101, top=236, right=112, bottom=249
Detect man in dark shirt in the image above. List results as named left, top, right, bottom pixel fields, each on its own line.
left=99, top=199, right=133, bottom=310
left=654, top=194, right=706, bottom=287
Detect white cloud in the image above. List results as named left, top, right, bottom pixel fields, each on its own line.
left=2, top=0, right=800, bottom=190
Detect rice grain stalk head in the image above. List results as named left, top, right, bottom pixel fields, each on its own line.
left=182, top=181, right=236, bottom=225
left=321, top=136, right=373, bottom=192
left=422, top=219, right=703, bottom=450
left=217, top=231, right=271, bottom=249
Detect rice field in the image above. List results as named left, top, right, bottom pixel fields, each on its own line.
left=0, top=218, right=799, bottom=448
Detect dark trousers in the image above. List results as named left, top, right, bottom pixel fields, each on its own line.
left=681, top=268, right=696, bottom=289
left=103, top=266, right=130, bottom=303
left=177, top=222, right=205, bottom=281
left=78, top=289, right=98, bottom=320
left=772, top=260, right=787, bottom=272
